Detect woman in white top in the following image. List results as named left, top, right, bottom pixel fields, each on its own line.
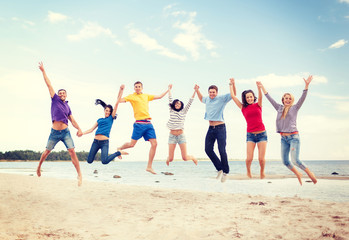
left=166, top=85, right=198, bottom=166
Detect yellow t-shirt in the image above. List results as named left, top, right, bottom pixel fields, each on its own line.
left=124, top=93, right=155, bottom=120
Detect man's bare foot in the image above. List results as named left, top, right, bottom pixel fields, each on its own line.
left=260, top=172, right=265, bottom=179
left=117, top=150, right=129, bottom=159
left=192, top=157, right=198, bottom=165
left=296, top=172, right=303, bottom=185
left=78, top=175, right=82, bottom=187
left=120, top=150, right=128, bottom=155
left=146, top=168, right=156, bottom=174
left=307, top=171, right=317, bottom=184
left=166, top=159, right=170, bottom=166
left=247, top=171, right=252, bottom=178
left=36, top=167, right=41, bottom=177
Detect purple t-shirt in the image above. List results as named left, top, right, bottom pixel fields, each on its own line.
left=51, top=94, right=72, bottom=125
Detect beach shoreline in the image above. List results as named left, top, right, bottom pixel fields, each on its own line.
left=1, top=173, right=348, bottom=240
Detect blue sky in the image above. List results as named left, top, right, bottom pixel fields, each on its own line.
left=0, top=0, right=348, bottom=161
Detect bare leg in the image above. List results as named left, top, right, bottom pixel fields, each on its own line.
left=246, top=142, right=256, bottom=178
left=68, top=148, right=82, bottom=187
left=257, top=141, right=267, bottom=179
left=118, top=139, right=137, bottom=150
left=37, top=149, right=51, bottom=177
left=290, top=166, right=303, bottom=185
left=304, top=168, right=317, bottom=184
left=167, top=144, right=176, bottom=166
left=147, top=138, right=157, bottom=174
left=179, top=143, right=197, bottom=165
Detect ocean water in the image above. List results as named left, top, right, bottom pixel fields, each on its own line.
left=0, top=160, right=348, bottom=202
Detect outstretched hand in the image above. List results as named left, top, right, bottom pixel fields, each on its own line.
left=304, top=75, right=313, bottom=86
left=256, top=81, right=263, bottom=89
left=168, top=84, right=173, bottom=90
left=194, top=84, right=200, bottom=91
left=229, top=78, right=235, bottom=85
left=120, top=84, right=125, bottom=90
left=38, top=62, right=45, bottom=72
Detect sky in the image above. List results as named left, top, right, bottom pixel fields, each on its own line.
left=0, top=0, right=348, bottom=162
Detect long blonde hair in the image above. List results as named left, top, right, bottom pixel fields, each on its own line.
left=281, top=93, right=294, bottom=119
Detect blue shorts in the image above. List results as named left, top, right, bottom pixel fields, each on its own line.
left=132, top=123, right=156, bottom=141
left=168, top=133, right=186, bottom=144
left=246, top=131, right=268, bottom=143
left=46, top=128, right=75, bottom=151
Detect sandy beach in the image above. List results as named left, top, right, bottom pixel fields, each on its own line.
left=0, top=173, right=348, bottom=240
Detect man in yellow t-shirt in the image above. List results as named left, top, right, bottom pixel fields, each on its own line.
left=119, top=81, right=171, bottom=174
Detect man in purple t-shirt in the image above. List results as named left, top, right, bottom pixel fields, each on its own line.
left=37, top=62, right=83, bottom=186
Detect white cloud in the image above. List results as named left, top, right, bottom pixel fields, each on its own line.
left=339, top=0, right=349, bottom=3
left=48, top=11, right=68, bottom=23
left=334, top=101, right=349, bottom=113
left=172, top=11, right=216, bottom=60
left=11, top=17, right=35, bottom=28
left=329, top=39, right=348, bottom=49
left=128, top=26, right=187, bottom=61
left=163, top=4, right=177, bottom=11
left=238, top=73, right=328, bottom=89
left=67, top=22, right=122, bottom=45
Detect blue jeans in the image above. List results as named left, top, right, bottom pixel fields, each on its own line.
left=205, top=124, right=229, bottom=174
left=281, top=134, right=307, bottom=171
left=246, top=131, right=268, bottom=143
left=46, top=128, right=75, bottom=150
left=87, top=139, right=121, bottom=164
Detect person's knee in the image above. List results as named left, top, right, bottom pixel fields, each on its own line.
left=258, top=157, right=265, bottom=162
left=67, top=148, right=75, bottom=154
left=42, top=149, right=51, bottom=157
left=205, top=148, right=211, bottom=155
left=129, top=141, right=136, bottom=148
left=150, top=140, right=157, bottom=148
left=68, top=148, right=78, bottom=159
left=246, top=158, right=253, bottom=163
left=101, top=160, right=108, bottom=165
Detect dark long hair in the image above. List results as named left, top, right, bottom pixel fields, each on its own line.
left=95, top=99, right=113, bottom=115
left=241, top=90, right=257, bottom=108
left=169, top=99, right=184, bottom=112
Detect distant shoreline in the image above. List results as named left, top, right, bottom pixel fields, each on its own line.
left=1, top=159, right=346, bottom=162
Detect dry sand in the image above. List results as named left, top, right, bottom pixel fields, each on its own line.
left=0, top=173, right=348, bottom=240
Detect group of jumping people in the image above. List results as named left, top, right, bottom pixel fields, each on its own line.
left=36, top=62, right=317, bottom=186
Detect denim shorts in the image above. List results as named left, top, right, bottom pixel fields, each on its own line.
left=246, top=131, right=268, bottom=143
left=131, top=123, right=156, bottom=141
left=46, top=128, right=75, bottom=150
left=168, top=133, right=186, bottom=144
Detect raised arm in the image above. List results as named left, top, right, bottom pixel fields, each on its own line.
left=191, top=85, right=197, bottom=99
left=304, top=75, right=312, bottom=90
left=294, top=75, right=312, bottom=109
left=80, top=122, right=98, bottom=137
left=259, top=82, right=280, bottom=111
left=256, top=81, right=263, bottom=107
left=168, top=84, right=173, bottom=102
left=154, top=84, right=172, bottom=100
left=68, top=115, right=83, bottom=136
left=229, top=78, right=242, bottom=109
left=259, top=81, right=268, bottom=95
left=195, top=84, right=203, bottom=102
left=39, top=62, right=55, bottom=98
left=111, top=84, right=125, bottom=118
left=181, top=85, right=196, bottom=113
